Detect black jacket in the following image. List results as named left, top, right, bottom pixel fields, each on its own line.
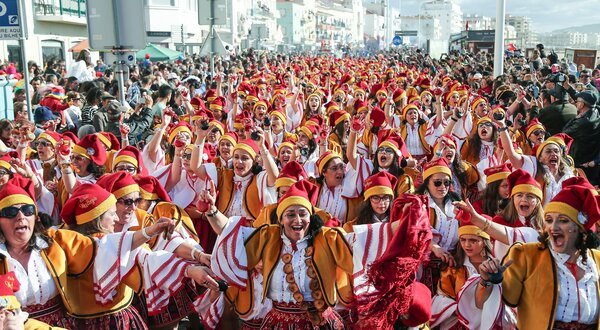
left=537, top=100, right=578, bottom=135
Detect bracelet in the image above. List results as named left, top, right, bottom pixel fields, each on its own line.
left=451, top=117, right=458, bottom=122
left=482, top=218, right=491, bottom=232
left=205, top=207, right=218, bottom=217
left=479, top=278, right=492, bottom=287
left=184, top=265, right=190, bottom=278
left=191, top=247, right=201, bottom=261
left=141, top=227, right=152, bottom=240
left=498, top=126, right=509, bottom=132
left=61, top=169, right=73, bottom=175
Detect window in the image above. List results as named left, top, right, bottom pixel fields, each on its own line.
left=41, top=40, right=64, bottom=66
left=151, top=0, right=175, bottom=6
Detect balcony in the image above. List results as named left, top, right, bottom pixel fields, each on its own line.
left=33, top=0, right=87, bottom=25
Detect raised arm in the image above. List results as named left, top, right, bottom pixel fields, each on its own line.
left=346, top=116, right=363, bottom=169
left=453, top=199, right=511, bottom=245
left=255, top=127, right=279, bottom=187
left=146, top=112, right=172, bottom=164
left=496, top=119, right=524, bottom=169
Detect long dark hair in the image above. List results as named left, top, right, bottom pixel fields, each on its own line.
left=86, top=162, right=106, bottom=179
left=271, top=211, right=324, bottom=247
left=481, top=180, right=504, bottom=216
left=355, top=199, right=390, bottom=225
left=372, top=152, right=404, bottom=178
left=465, top=124, right=498, bottom=159
left=453, top=236, right=493, bottom=267
left=539, top=229, right=600, bottom=265
left=0, top=216, right=53, bottom=252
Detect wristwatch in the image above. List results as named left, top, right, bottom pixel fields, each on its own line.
left=498, top=126, right=509, bottom=132
left=205, top=207, right=218, bottom=217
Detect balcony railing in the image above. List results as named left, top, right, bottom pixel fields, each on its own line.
left=33, top=0, right=86, bottom=18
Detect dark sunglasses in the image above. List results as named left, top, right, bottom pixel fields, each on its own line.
left=0, top=169, right=10, bottom=176
left=0, top=204, right=36, bottom=218
left=117, top=198, right=142, bottom=206
left=37, top=139, right=52, bottom=148
left=181, top=153, right=192, bottom=160
left=531, top=129, right=545, bottom=137
left=377, top=147, right=395, bottom=154
left=478, top=122, right=494, bottom=128
left=210, top=127, right=220, bottom=134
left=433, top=180, right=451, bottom=187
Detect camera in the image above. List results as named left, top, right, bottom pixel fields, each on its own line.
left=300, top=147, right=310, bottom=157
left=518, top=118, right=527, bottom=127
left=263, top=117, right=271, bottom=127
left=526, top=84, right=540, bottom=98
left=456, top=110, right=464, bottom=119
left=201, top=121, right=209, bottom=130
left=250, top=131, right=260, bottom=141
left=492, top=111, right=505, bottom=121
left=550, top=73, right=566, bottom=83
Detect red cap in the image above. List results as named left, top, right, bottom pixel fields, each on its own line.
left=0, top=177, right=36, bottom=212
left=401, top=282, right=432, bottom=327
left=276, top=161, right=308, bottom=189
left=545, top=185, right=600, bottom=230
left=484, top=163, right=512, bottom=184
left=219, top=131, right=239, bottom=146
left=363, top=171, right=398, bottom=201
left=562, top=177, right=598, bottom=193
left=168, top=121, right=193, bottom=144
left=507, top=169, right=543, bottom=201
left=378, top=133, right=410, bottom=159
left=535, top=133, right=573, bottom=158
left=37, top=131, right=62, bottom=147
left=61, top=131, right=79, bottom=144
left=97, top=132, right=120, bottom=151
left=329, top=110, right=350, bottom=128
left=323, top=101, right=340, bottom=115
left=233, top=139, right=260, bottom=160
left=73, top=134, right=107, bottom=166
left=393, top=89, right=406, bottom=104
left=353, top=100, right=368, bottom=114
left=401, top=103, right=419, bottom=119
left=276, top=180, right=318, bottom=219
left=525, top=118, right=546, bottom=138
left=190, top=97, right=206, bottom=111
left=316, top=151, right=342, bottom=175
left=433, top=134, right=458, bottom=153
left=134, top=175, right=171, bottom=202
left=61, top=183, right=116, bottom=225
left=113, top=146, right=147, bottom=175
left=370, top=106, right=386, bottom=128
left=209, top=96, right=226, bottom=112
left=96, top=171, right=140, bottom=199
left=423, top=158, right=452, bottom=181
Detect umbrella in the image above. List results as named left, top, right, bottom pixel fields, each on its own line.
left=136, top=44, right=182, bottom=62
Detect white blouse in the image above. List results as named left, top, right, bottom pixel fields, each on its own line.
left=317, top=183, right=348, bottom=222
left=406, top=124, right=426, bottom=156
left=0, top=238, right=58, bottom=307
left=551, top=249, right=599, bottom=324
left=267, top=235, right=313, bottom=303
left=428, top=195, right=459, bottom=253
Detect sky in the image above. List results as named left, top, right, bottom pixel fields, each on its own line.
left=394, top=0, right=598, bottom=33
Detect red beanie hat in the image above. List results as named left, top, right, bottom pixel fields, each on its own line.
left=276, top=180, right=318, bottom=219
left=233, top=139, right=260, bottom=160
left=484, top=163, right=512, bottom=185
left=134, top=175, right=171, bottom=202
left=316, top=151, right=342, bottom=175
left=525, top=118, right=546, bottom=139
left=276, top=161, right=308, bottom=190
left=61, top=183, right=116, bottom=225
left=168, top=121, right=193, bottom=144
left=219, top=132, right=239, bottom=146
left=0, top=177, right=36, bottom=213
left=61, top=131, right=80, bottom=145
left=328, top=109, right=350, bottom=128
left=378, top=133, right=410, bottom=159
left=96, top=172, right=140, bottom=199
left=363, top=171, right=398, bottom=201
left=545, top=185, right=600, bottom=230
left=97, top=132, right=120, bottom=151
left=370, top=106, right=386, bottom=128
left=113, top=146, right=147, bottom=175
left=37, top=131, right=62, bottom=147
left=506, top=169, right=543, bottom=201
left=423, top=158, right=452, bottom=181
left=73, top=134, right=107, bottom=166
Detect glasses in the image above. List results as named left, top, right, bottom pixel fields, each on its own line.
left=433, top=179, right=451, bottom=187
left=580, top=75, right=590, bottom=78
left=72, top=155, right=86, bottom=162
left=326, top=164, right=345, bottom=172
left=283, top=211, right=310, bottom=220
left=478, top=122, right=494, bottom=128
left=115, top=165, right=137, bottom=173
left=37, top=140, right=52, bottom=148
left=371, top=195, right=392, bottom=203
left=377, top=147, right=395, bottom=154
left=210, top=128, right=220, bottom=134
left=0, top=204, right=36, bottom=218
left=531, top=129, right=545, bottom=137
left=181, top=153, right=192, bottom=160
left=117, top=198, right=142, bottom=206
left=0, top=169, right=9, bottom=176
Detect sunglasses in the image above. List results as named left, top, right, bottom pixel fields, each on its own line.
left=433, top=179, right=451, bottom=187
left=0, top=204, right=36, bottom=218
left=37, top=140, right=52, bottom=148
left=181, top=153, right=192, bottom=160
left=117, top=198, right=142, bottom=206
left=210, top=127, right=220, bottom=134
left=531, top=129, right=545, bottom=137
left=326, top=164, right=345, bottom=172
left=478, top=122, right=494, bottom=128
left=377, top=147, right=395, bottom=154
left=0, top=169, right=9, bottom=176
left=72, top=155, right=86, bottom=162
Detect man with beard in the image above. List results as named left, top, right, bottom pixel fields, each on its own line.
left=563, top=91, right=600, bottom=184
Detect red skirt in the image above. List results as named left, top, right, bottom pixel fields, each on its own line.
left=553, top=322, right=598, bottom=330
left=23, top=295, right=75, bottom=329
left=73, top=305, right=148, bottom=330
left=147, top=279, right=199, bottom=327
left=261, top=302, right=345, bottom=330
left=241, top=318, right=264, bottom=330
left=421, top=255, right=445, bottom=295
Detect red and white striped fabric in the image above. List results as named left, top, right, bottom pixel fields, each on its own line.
left=194, top=291, right=224, bottom=330
left=92, top=231, right=139, bottom=305
left=343, top=155, right=373, bottom=199
left=139, top=248, right=192, bottom=315
left=430, top=294, right=458, bottom=329
left=494, top=226, right=538, bottom=260
left=211, top=216, right=253, bottom=288
left=348, top=223, right=393, bottom=297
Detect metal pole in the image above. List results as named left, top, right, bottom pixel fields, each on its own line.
left=111, top=0, right=127, bottom=104
left=493, top=0, right=506, bottom=78
left=181, top=24, right=186, bottom=57
left=17, top=0, right=32, bottom=120
left=209, top=0, right=215, bottom=83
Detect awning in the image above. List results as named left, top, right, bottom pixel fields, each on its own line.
left=68, top=39, right=89, bottom=52
left=136, top=44, right=182, bottom=61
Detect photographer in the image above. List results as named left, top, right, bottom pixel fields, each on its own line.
left=536, top=74, right=577, bottom=135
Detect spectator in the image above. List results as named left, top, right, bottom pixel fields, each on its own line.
left=151, top=84, right=172, bottom=117
left=537, top=84, right=577, bottom=135
left=68, top=49, right=95, bottom=82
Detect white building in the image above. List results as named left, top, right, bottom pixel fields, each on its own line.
left=400, top=15, right=442, bottom=50
left=315, top=0, right=363, bottom=50
left=363, top=0, right=386, bottom=50
left=463, top=14, right=493, bottom=31
left=0, top=0, right=89, bottom=74
left=276, top=0, right=317, bottom=51
left=145, top=0, right=205, bottom=53
left=504, top=15, right=536, bottom=48
left=420, top=0, right=463, bottom=42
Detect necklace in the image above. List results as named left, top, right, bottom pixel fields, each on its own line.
left=281, top=245, right=327, bottom=326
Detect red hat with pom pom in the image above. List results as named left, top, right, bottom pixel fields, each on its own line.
left=113, top=146, right=147, bottom=175
left=0, top=177, right=37, bottom=213
left=73, top=134, right=107, bottom=166
left=423, top=158, right=452, bottom=181
left=507, top=168, right=543, bottom=201
left=544, top=185, right=600, bottom=230
left=60, top=183, right=116, bottom=225
left=276, top=180, right=319, bottom=219
left=363, top=171, right=398, bottom=201
left=134, top=175, right=171, bottom=202
left=484, top=163, right=512, bottom=184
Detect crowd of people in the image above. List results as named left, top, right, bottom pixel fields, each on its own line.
left=0, top=44, right=599, bottom=329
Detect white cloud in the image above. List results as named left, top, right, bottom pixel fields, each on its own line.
left=395, top=0, right=598, bottom=32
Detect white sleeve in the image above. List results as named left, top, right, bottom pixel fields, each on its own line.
left=521, top=155, right=537, bottom=176
left=346, top=223, right=393, bottom=296
left=142, top=143, right=166, bottom=173
left=92, top=231, right=140, bottom=305
left=256, top=170, right=277, bottom=206
left=430, top=294, right=458, bottom=329
left=425, top=115, right=446, bottom=147
left=211, top=216, right=255, bottom=288
left=342, top=156, right=373, bottom=198
left=494, top=227, right=539, bottom=260
left=451, top=112, right=473, bottom=141
left=194, top=291, right=224, bottom=330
